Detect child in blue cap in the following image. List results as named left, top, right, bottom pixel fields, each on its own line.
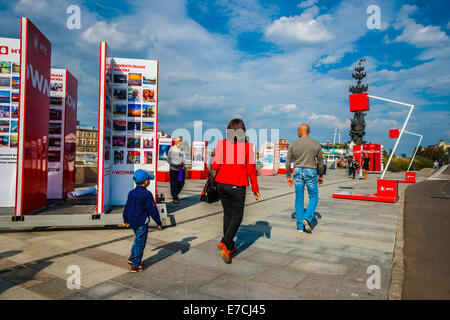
left=123, top=169, right=163, bottom=272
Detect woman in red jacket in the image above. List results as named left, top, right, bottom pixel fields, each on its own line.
left=212, top=119, right=260, bottom=264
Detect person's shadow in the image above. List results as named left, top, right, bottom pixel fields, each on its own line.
left=232, top=221, right=271, bottom=258
left=142, top=236, right=197, bottom=268
left=290, top=211, right=322, bottom=230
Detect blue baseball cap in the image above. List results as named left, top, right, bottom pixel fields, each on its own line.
left=133, top=169, right=151, bottom=184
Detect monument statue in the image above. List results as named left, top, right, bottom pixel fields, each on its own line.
left=349, top=59, right=368, bottom=145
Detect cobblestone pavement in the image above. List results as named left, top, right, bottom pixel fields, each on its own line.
left=0, top=169, right=430, bottom=300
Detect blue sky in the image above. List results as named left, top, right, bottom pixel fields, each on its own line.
left=0, top=0, right=449, bottom=155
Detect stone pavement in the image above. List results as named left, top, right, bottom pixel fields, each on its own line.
left=0, top=168, right=431, bottom=300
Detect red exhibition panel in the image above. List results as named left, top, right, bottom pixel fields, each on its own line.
left=63, top=70, right=77, bottom=197
left=15, top=18, right=51, bottom=216
left=349, top=93, right=369, bottom=112
left=377, top=179, right=398, bottom=199
left=389, top=129, right=400, bottom=139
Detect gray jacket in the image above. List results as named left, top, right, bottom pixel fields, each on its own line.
left=285, top=136, right=324, bottom=178
left=167, top=145, right=184, bottom=171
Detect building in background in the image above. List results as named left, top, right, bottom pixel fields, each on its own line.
left=76, top=126, right=98, bottom=164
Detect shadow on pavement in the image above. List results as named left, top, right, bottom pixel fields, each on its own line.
left=142, top=236, right=197, bottom=268
left=232, top=221, right=271, bottom=258
left=0, top=260, right=53, bottom=294
left=165, top=195, right=203, bottom=214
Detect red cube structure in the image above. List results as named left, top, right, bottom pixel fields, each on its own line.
left=349, top=93, right=370, bottom=112
left=389, top=129, right=400, bottom=139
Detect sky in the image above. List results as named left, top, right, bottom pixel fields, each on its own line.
left=0, top=0, right=449, bottom=155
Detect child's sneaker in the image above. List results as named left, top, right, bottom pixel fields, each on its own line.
left=127, top=255, right=134, bottom=265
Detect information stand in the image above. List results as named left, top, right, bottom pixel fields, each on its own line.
left=353, top=144, right=383, bottom=173
left=97, top=42, right=163, bottom=218
left=188, top=140, right=208, bottom=179
left=47, top=69, right=77, bottom=199
left=0, top=37, right=20, bottom=207
left=261, top=147, right=278, bottom=176
left=156, top=137, right=173, bottom=182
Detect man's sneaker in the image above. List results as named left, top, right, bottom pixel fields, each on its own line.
left=130, top=264, right=144, bottom=273
left=303, top=220, right=312, bottom=233
left=217, top=242, right=231, bottom=264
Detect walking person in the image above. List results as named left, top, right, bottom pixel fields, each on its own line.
left=212, top=119, right=260, bottom=264
left=123, top=170, right=163, bottom=272
left=286, top=124, right=324, bottom=233
left=323, top=156, right=327, bottom=175
left=362, top=153, right=370, bottom=180
left=347, top=157, right=353, bottom=176
left=167, top=136, right=185, bottom=204
left=349, top=156, right=360, bottom=179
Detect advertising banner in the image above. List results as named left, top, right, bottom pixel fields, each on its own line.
left=47, top=69, right=77, bottom=198
left=191, top=141, right=207, bottom=171
left=15, top=18, right=51, bottom=216
left=157, top=137, right=172, bottom=172
left=109, top=57, right=158, bottom=205
left=0, top=37, right=20, bottom=207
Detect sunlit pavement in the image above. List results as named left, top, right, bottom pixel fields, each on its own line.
left=0, top=168, right=432, bottom=300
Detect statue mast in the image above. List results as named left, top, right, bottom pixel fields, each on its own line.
left=349, top=58, right=368, bottom=145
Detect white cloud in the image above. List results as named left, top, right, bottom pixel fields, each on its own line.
left=393, top=5, right=450, bottom=48
left=81, top=21, right=158, bottom=51
left=265, top=6, right=333, bottom=44
left=298, top=0, right=318, bottom=9
left=262, top=103, right=299, bottom=115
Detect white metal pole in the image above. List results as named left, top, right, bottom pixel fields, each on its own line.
left=404, top=131, right=423, bottom=172
left=333, top=128, right=336, bottom=145
left=367, top=95, right=415, bottom=180
left=360, top=144, right=363, bottom=177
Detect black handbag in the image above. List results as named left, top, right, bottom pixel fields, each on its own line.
left=200, top=171, right=220, bottom=203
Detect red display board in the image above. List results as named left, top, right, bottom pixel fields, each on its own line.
left=63, top=71, right=77, bottom=197
left=349, top=93, right=369, bottom=112
left=332, top=179, right=398, bottom=203
left=353, top=144, right=383, bottom=172
left=15, top=18, right=51, bottom=216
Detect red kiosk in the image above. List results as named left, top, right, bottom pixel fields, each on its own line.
left=333, top=93, right=415, bottom=203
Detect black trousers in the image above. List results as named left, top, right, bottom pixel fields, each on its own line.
left=170, top=169, right=185, bottom=200
left=217, top=183, right=246, bottom=251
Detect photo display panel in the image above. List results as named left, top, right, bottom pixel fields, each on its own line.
left=262, top=148, right=274, bottom=170
left=157, top=137, right=172, bottom=172
left=109, top=57, right=158, bottom=205
left=191, top=141, right=207, bottom=171
left=0, top=37, right=20, bottom=207
left=47, top=69, right=66, bottom=198
left=15, top=18, right=51, bottom=216
left=47, top=69, right=77, bottom=199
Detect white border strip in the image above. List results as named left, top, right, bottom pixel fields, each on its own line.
left=96, top=42, right=106, bottom=214
left=15, top=17, right=28, bottom=217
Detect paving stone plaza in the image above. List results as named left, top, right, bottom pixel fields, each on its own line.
left=0, top=169, right=430, bottom=300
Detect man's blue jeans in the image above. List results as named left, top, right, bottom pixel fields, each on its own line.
left=293, top=168, right=319, bottom=231
left=130, top=224, right=148, bottom=268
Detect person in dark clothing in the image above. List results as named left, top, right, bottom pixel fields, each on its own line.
left=167, top=137, right=185, bottom=204
left=362, top=153, right=370, bottom=180
left=349, top=157, right=360, bottom=179
left=123, top=169, right=163, bottom=272
left=211, top=119, right=260, bottom=264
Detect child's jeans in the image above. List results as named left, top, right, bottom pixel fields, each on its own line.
left=129, top=224, right=148, bottom=268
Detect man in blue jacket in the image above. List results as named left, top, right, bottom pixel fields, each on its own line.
left=123, top=169, right=163, bottom=272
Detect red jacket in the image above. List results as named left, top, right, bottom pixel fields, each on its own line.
left=211, top=140, right=259, bottom=193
